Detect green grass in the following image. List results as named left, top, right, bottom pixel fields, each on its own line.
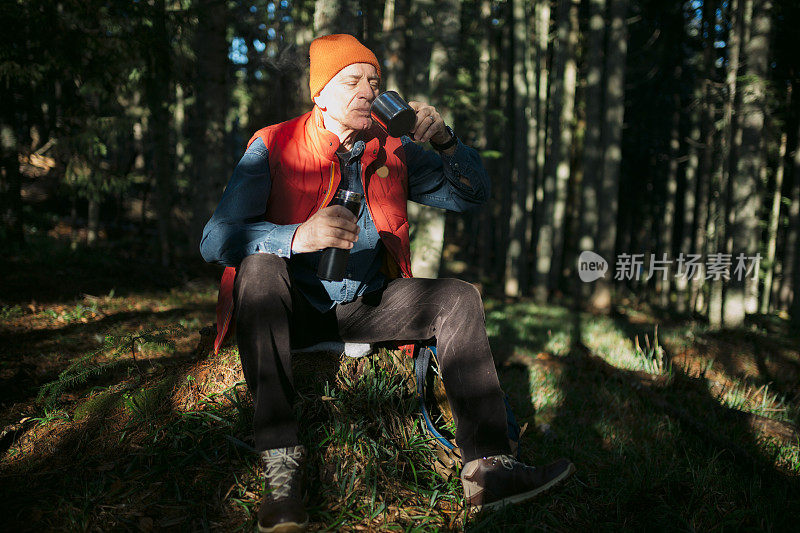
left=1, top=275, right=799, bottom=530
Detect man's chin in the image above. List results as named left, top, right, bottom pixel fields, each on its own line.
left=347, top=115, right=373, bottom=131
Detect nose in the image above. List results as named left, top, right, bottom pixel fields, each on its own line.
left=357, top=79, right=377, bottom=101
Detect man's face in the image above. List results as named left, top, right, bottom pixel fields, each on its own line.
left=314, top=63, right=380, bottom=132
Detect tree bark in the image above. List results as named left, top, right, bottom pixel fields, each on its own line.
left=408, top=0, right=459, bottom=278
left=493, top=4, right=512, bottom=280
left=578, top=0, right=606, bottom=260
left=780, top=118, right=800, bottom=312
left=0, top=122, right=23, bottom=245
left=190, top=0, right=230, bottom=254
left=476, top=0, right=492, bottom=280
left=314, top=0, right=359, bottom=36
left=725, top=0, right=772, bottom=326
left=709, top=0, right=743, bottom=325
left=678, top=82, right=702, bottom=314
left=523, top=0, right=540, bottom=294
left=86, top=198, right=99, bottom=245
left=532, top=0, right=550, bottom=286
left=504, top=0, right=531, bottom=296
left=548, top=0, right=578, bottom=296
left=591, top=0, right=629, bottom=310
left=761, top=128, right=787, bottom=313
left=660, top=65, right=682, bottom=308
left=144, top=0, right=174, bottom=267
left=534, top=0, right=577, bottom=300
left=381, top=0, right=407, bottom=93
left=790, top=118, right=800, bottom=328
left=691, top=0, right=719, bottom=315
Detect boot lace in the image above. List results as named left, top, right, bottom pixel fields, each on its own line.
left=498, top=454, right=516, bottom=470
left=491, top=454, right=532, bottom=472
left=262, top=445, right=304, bottom=500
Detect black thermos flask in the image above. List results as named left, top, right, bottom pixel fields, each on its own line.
left=317, top=189, right=364, bottom=281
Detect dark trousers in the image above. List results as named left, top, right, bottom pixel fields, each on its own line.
left=233, top=252, right=511, bottom=463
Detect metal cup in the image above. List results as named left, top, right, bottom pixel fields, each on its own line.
left=371, top=91, right=416, bottom=138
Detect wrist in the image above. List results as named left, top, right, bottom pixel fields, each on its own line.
left=430, top=125, right=457, bottom=151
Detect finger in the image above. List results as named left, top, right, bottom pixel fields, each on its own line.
left=414, top=114, right=437, bottom=141
left=325, top=224, right=358, bottom=239
left=324, top=215, right=359, bottom=234
left=422, top=119, right=444, bottom=143
left=325, top=231, right=358, bottom=246
left=324, top=204, right=358, bottom=221
left=410, top=107, right=434, bottom=135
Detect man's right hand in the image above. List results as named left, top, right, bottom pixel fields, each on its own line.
left=291, top=205, right=360, bottom=254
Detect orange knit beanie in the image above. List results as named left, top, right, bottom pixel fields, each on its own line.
left=309, top=34, right=381, bottom=98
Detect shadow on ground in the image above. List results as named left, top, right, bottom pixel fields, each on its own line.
left=469, top=302, right=799, bottom=531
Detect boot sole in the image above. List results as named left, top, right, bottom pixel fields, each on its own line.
left=257, top=519, right=309, bottom=533
left=478, top=462, right=576, bottom=512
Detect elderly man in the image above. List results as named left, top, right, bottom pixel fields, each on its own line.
left=201, top=34, right=574, bottom=532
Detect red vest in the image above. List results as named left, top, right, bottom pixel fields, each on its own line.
left=214, top=106, right=413, bottom=354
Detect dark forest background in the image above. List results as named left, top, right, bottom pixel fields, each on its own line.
left=2, top=0, right=800, bottom=329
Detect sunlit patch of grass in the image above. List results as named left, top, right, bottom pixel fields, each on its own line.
left=718, top=381, right=799, bottom=424
left=526, top=365, right=565, bottom=416
left=73, top=389, right=122, bottom=421
left=292, top=351, right=464, bottom=531
left=579, top=315, right=652, bottom=371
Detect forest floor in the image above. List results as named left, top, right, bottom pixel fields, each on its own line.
left=1, top=235, right=799, bottom=531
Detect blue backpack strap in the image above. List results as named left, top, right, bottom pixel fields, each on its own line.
left=414, top=345, right=456, bottom=451
left=414, top=344, right=522, bottom=459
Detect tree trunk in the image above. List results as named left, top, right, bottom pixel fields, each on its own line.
left=0, top=123, right=23, bottom=245
left=497, top=6, right=512, bottom=281
left=547, top=0, right=578, bottom=296
left=145, top=0, right=174, bottom=267
left=591, top=0, right=629, bottom=311
left=476, top=0, right=492, bottom=280
left=725, top=0, right=771, bottom=326
left=578, top=0, right=606, bottom=259
left=190, top=0, right=230, bottom=254
left=504, top=0, right=531, bottom=296
left=691, top=0, right=719, bottom=315
left=678, top=81, right=702, bottom=314
left=790, top=118, right=800, bottom=328
left=381, top=0, right=407, bottom=93
left=86, top=198, right=99, bottom=245
left=314, top=0, right=359, bottom=36
left=659, top=65, right=681, bottom=308
left=534, top=0, right=577, bottom=301
left=709, top=0, right=743, bottom=325
left=761, top=128, right=787, bottom=313
left=780, top=118, right=800, bottom=312
left=523, top=0, right=540, bottom=294
left=532, top=0, right=550, bottom=288
left=408, top=0, right=459, bottom=278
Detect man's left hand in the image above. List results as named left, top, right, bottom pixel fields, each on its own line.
left=408, top=101, right=450, bottom=145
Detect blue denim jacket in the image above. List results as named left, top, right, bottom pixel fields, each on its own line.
left=200, top=133, right=490, bottom=311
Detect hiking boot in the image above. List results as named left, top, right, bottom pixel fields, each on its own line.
left=461, top=454, right=575, bottom=511
left=257, top=445, right=308, bottom=533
